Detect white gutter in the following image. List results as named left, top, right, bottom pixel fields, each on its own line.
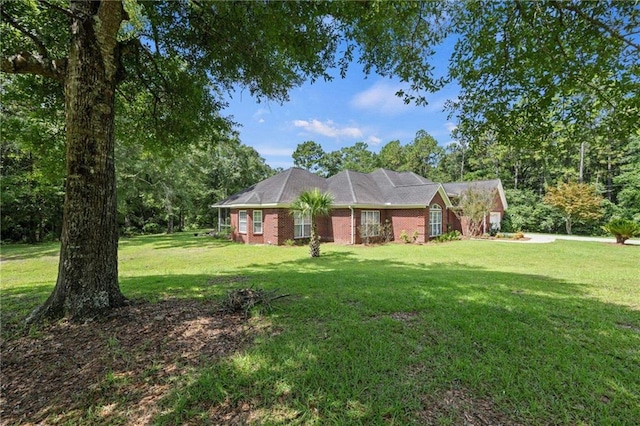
left=349, top=205, right=355, bottom=245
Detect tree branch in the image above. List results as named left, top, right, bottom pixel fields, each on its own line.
left=1, top=9, right=50, bottom=59
left=561, top=4, right=640, bottom=52
left=1, top=52, right=66, bottom=82
left=37, top=0, right=80, bottom=20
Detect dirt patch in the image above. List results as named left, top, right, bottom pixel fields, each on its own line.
left=206, top=275, right=250, bottom=286
left=419, top=388, right=522, bottom=425
left=388, top=311, right=420, bottom=322
left=369, top=311, right=421, bottom=323
left=1, top=299, right=254, bottom=425
left=616, top=322, right=640, bottom=333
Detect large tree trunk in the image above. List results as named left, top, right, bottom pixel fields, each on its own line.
left=28, top=1, right=126, bottom=322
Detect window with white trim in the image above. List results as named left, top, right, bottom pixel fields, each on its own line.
left=430, top=204, right=442, bottom=237
left=361, top=210, right=381, bottom=237
left=253, top=210, right=263, bottom=234
left=238, top=210, right=247, bottom=234
left=489, top=212, right=501, bottom=230
left=294, top=212, right=311, bottom=238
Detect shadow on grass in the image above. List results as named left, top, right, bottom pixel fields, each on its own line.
left=0, top=241, right=60, bottom=261
left=119, top=255, right=636, bottom=425
left=118, top=232, right=234, bottom=250
left=3, top=252, right=639, bottom=424
left=0, top=233, right=233, bottom=262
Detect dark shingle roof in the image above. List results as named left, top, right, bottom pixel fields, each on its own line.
left=328, top=170, right=382, bottom=204
left=369, top=169, right=433, bottom=187
left=213, top=168, right=326, bottom=206
left=214, top=167, right=460, bottom=208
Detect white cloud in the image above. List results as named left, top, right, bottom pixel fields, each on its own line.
left=445, top=122, right=457, bottom=133
left=350, top=81, right=412, bottom=115
left=293, top=119, right=363, bottom=139
left=253, top=108, right=269, bottom=123
left=367, top=135, right=382, bottom=145
left=351, top=81, right=453, bottom=115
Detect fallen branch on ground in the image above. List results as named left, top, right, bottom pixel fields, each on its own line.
left=220, top=287, right=289, bottom=317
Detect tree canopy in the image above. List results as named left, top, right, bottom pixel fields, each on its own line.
left=448, top=1, right=639, bottom=148
left=544, top=182, right=604, bottom=235
left=0, top=1, right=456, bottom=321
left=1, top=1, right=638, bottom=320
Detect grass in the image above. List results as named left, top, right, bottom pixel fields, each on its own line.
left=2, top=233, right=639, bottom=424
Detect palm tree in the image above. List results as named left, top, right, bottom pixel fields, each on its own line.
left=290, top=189, right=333, bottom=257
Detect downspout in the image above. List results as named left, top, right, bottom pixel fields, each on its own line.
left=349, top=206, right=355, bottom=245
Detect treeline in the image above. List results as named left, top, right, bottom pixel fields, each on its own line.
left=1, top=69, right=277, bottom=243
left=3, top=122, right=637, bottom=243
left=2, top=71, right=637, bottom=243
left=292, top=129, right=640, bottom=235
left=1, top=136, right=274, bottom=243
left=0, top=73, right=275, bottom=242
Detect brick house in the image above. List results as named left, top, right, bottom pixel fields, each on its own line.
left=212, top=168, right=507, bottom=245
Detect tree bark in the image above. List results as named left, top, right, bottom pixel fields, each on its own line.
left=28, top=1, right=126, bottom=322
left=309, top=222, right=320, bottom=257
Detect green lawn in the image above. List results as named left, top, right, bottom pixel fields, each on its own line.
left=2, top=234, right=639, bottom=424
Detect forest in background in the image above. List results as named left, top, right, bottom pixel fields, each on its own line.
left=3, top=95, right=638, bottom=243
left=2, top=1, right=638, bottom=243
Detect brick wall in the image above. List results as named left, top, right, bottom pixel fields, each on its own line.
left=263, top=209, right=279, bottom=245
left=448, top=210, right=462, bottom=233
left=230, top=208, right=284, bottom=244
left=449, top=191, right=506, bottom=236
left=330, top=208, right=353, bottom=244
left=385, top=209, right=427, bottom=243
left=426, top=192, right=449, bottom=240
left=277, top=212, right=293, bottom=245
left=230, top=201, right=460, bottom=245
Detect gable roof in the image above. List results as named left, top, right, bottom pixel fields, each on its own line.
left=443, top=179, right=508, bottom=210
left=213, top=167, right=461, bottom=209
left=213, top=167, right=327, bottom=207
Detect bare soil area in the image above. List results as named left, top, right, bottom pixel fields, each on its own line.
left=1, top=299, right=252, bottom=425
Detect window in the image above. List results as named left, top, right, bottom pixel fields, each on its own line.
left=294, top=212, right=311, bottom=238
left=361, top=210, right=381, bottom=237
left=238, top=210, right=247, bottom=234
left=430, top=204, right=442, bottom=237
left=490, top=212, right=501, bottom=230
left=253, top=210, right=263, bottom=234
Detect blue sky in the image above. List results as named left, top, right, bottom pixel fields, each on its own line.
left=224, top=49, right=460, bottom=169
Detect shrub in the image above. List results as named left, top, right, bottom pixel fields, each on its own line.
left=121, top=226, right=142, bottom=237
left=284, top=239, right=295, bottom=247
left=434, top=230, right=461, bottom=243
left=381, top=219, right=394, bottom=243
left=513, top=231, right=525, bottom=240
left=142, top=222, right=162, bottom=234
left=355, top=221, right=394, bottom=245
left=399, top=230, right=411, bottom=243
left=502, top=189, right=565, bottom=233
left=602, top=218, right=640, bottom=244
left=213, top=229, right=232, bottom=240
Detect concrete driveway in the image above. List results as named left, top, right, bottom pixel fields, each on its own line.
left=523, top=233, right=640, bottom=246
